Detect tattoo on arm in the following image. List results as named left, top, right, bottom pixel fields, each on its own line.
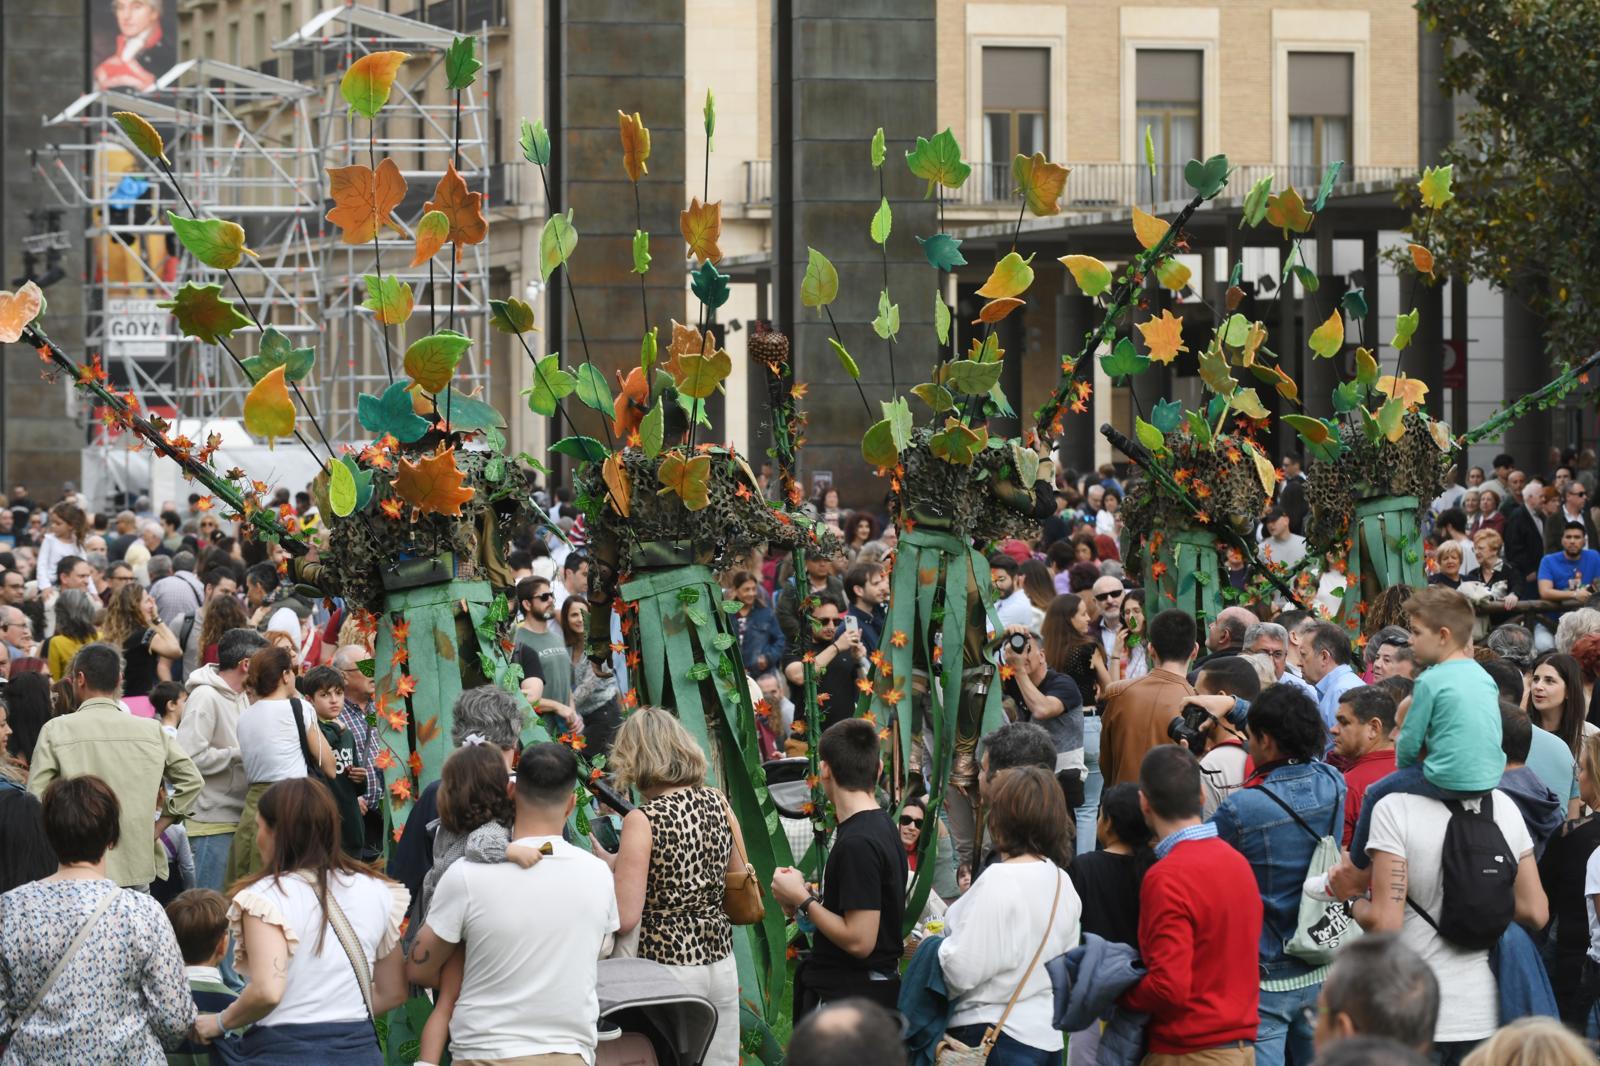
left=1388, top=858, right=1408, bottom=904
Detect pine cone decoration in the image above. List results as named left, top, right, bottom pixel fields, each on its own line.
left=748, top=326, right=790, bottom=374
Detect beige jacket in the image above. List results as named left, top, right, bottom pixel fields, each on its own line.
left=177, top=665, right=250, bottom=826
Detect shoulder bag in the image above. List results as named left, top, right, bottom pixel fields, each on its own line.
left=12, top=888, right=121, bottom=1036
left=289, top=697, right=330, bottom=784
left=1257, top=783, right=1362, bottom=964
left=935, top=866, right=1063, bottom=1065
left=319, top=881, right=377, bottom=1037
left=715, top=789, right=765, bottom=926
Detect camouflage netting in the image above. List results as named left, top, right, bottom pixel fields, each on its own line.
left=891, top=428, right=1044, bottom=545
left=1119, top=429, right=1269, bottom=547
left=1304, top=411, right=1452, bottom=553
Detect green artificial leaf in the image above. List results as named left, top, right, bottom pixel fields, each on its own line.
left=1228, top=259, right=1244, bottom=288
left=539, top=210, right=577, bottom=282
left=1228, top=386, right=1269, bottom=419
left=1419, top=165, right=1454, bottom=211
left=522, top=354, right=575, bottom=416
left=1186, top=409, right=1213, bottom=447
left=1222, top=313, right=1251, bottom=349
left=870, top=127, right=886, bottom=169
left=861, top=420, right=897, bottom=468
left=934, top=291, right=951, bottom=345
left=1281, top=243, right=1299, bottom=286
left=112, top=111, right=168, bottom=164
left=945, top=359, right=1003, bottom=396
left=1292, top=264, right=1320, bottom=293
left=444, top=35, right=481, bottom=91
left=905, top=128, right=971, bottom=196
left=640, top=327, right=658, bottom=375
left=519, top=117, right=551, bottom=166
left=690, top=260, right=731, bottom=309
left=357, top=380, right=430, bottom=443
left=1182, top=154, right=1231, bottom=199
left=1150, top=397, right=1183, bottom=433
left=436, top=387, right=506, bottom=432
left=1283, top=414, right=1345, bottom=462
left=675, top=388, right=713, bottom=428
left=159, top=282, right=251, bottom=345
left=403, top=330, right=471, bottom=393
left=241, top=327, right=316, bottom=383
left=677, top=349, right=732, bottom=399
left=639, top=401, right=664, bottom=458
left=800, top=247, right=838, bottom=309
left=1341, top=288, right=1368, bottom=320
left=1333, top=380, right=1366, bottom=413
left=1355, top=346, right=1379, bottom=388
left=1197, top=345, right=1237, bottom=395
left=550, top=435, right=610, bottom=463
left=1207, top=394, right=1228, bottom=423
left=872, top=289, right=900, bottom=341
left=973, top=333, right=1001, bottom=363
left=329, top=457, right=357, bottom=517
left=574, top=363, right=613, bottom=414
left=362, top=274, right=414, bottom=326
left=928, top=418, right=987, bottom=465
left=1143, top=124, right=1157, bottom=179
left=704, top=89, right=716, bottom=148
left=489, top=297, right=535, bottom=334
left=976, top=251, right=1035, bottom=299
left=1359, top=404, right=1382, bottom=446
left=870, top=197, right=892, bottom=245
left=340, top=455, right=375, bottom=512
left=631, top=229, right=651, bottom=275
left=1060, top=254, right=1112, bottom=297
left=168, top=212, right=255, bottom=270
left=882, top=396, right=913, bottom=450
left=1134, top=417, right=1166, bottom=455
left=1240, top=175, right=1273, bottom=228
left=1375, top=396, right=1405, bottom=442
left=1312, top=160, right=1344, bottom=212
left=1392, top=308, right=1419, bottom=351
left=829, top=337, right=859, bottom=379
left=916, top=233, right=966, bottom=271
left=911, top=382, right=954, bottom=413
left=1099, top=337, right=1150, bottom=379
left=1309, top=310, right=1344, bottom=359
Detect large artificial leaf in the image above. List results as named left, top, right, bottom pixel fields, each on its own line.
left=1059, top=254, right=1112, bottom=297
left=872, top=289, right=900, bottom=341
left=861, top=420, right=898, bottom=468
left=870, top=197, right=892, bottom=245
left=631, top=229, right=651, bottom=275
left=330, top=455, right=375, bottom=517
left=800, top=247, right=839, bottom=310
left=1153, top=257, right=1191, bottom=293
left=424, top=163, right=487, bottom=260
left=975, top=251, right=1035, bottom=299
left=1197, top=344, right=1237, bottom=395
left=522, top=354, right=575, bottom=416
left=911, top=381, right=954, bottom=413
left=1419, top=164, right=1454, bottom=211
left=488, top=297, right=535, bottom=334
left=550, top=435, right=610, bottom=463
left=403, top=330, right=472, bottom=393
left=1240, top=175, right=1273, bottom=227
left=1341, top=288, right=1368, bottom=320
left=1012, top=152, right=1069, bottom=216
left=883, top=396, right=913, bottom=450
left=945, top=359, right=1003, bottom=396
left=340, top=51, right=409, bottom=118
left=1333, top=380, right=1366, bottom=413
left=435, top=387, right=505, bottom=433
left=410, top=210, right=450, bottom=267
left=676, top=349, right=732, bottom=399
left=905, top=128, right=971, bottom=196
left=1375, top=396, right=1407, bottom=443
left=393, top=446, right=476, bottom=516
left=680, top=198, right=722, bottom=262
left=0, top=281, right=43, bottom=344
left=1312, top=160, right=1344, bottom=212
left=639, top=401, right=664, bottom=458
left=111, top=111, right=169, bottom=164
left=159, top=282, right=250, bottom=344
left=329, top=458, right=356, bottom=517
left=1250, top=362, right=1299, bottom=403
left=934, top=291, right=952, bottom=344
left=519, top=117, right=551, bottom=166
left=1355, top=346, right=1379, bottom=387
left=870, top=127, right=886, bottom=169
left=1242, top=441, right=1278, bottom=496
left=1132, top=207, right=1169, bottom=250
left=538, top=209, right=578, bottom=282
left=1228, top=386, right=1269, bottom=419
left=241, top=327, right=315, bottom=383
left=1099, top=337, right=1150, bottom=379
left=1138, top=309, right=1188, bottom=365
left=444, top=35, right=480, bottom=90
left=1151, top=398, right=1183, bottom=433
left=618, top=110, right=651, bottom=182
left=362, top=274, right=414, bottom=326
left=689, top=260, right=731, bottom=309
left=1377, top=373, right=1429, bottom=410
left=928, top=418, right=987, bottom=465
left=916, top=233, right=966, bottom=271
left=1392, top=308, right=1419, bottom=351
left=243, top=366, right=295, bottom=442
left=168, top=212, right=256, bottom=270
left=1265, top=186, right=1313, bottom=236
left=1182, top=154, right=1231, bottom=199
left=359, top=380, right=430, bottom=442
left=1308, top=310, right=1344, bottom=358
left=1283, top=414, right=1345, bottom=461
left=657, top=452, right=712, bottom=511
left=1134, top=416, right=1166, bottom=456
left=573, top=363, right=614, bottom=414
left=1408, top=243, right=1435, bottom=275
left=325, top=159, right=407, bottom=245
left=601, top=452, right=632, bottom=517
left=828, top=337, right=859, bottom=379
left=974, top=297, right=1024, bottom=324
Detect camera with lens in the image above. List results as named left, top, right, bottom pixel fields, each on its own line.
left=1166, top=698, right=1249, bottom=751
left=1005, top=632, right=1028, bottom=653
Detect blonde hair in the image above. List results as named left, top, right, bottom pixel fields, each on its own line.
left=1472, top=527, right=1503, bottom=555
left=1581, top=733, right=1600, bottom=801
left=1239, top=653, right=1278, bottom=690
left=1435, top=540, right=1463, bottom=562
left=607, top=706, right=707, bottom=793
left=1460, top=1017, right=1593, bottom=1066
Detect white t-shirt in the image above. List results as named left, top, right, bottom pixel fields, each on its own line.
left=236, top=698, right=312, bottom=784
left=993, top=589, right=1036, bottom=632
left=1584, top=848, right=1600, bottom=963
left=1200, top=741, right=1249, bottom=818
left=1366, top=791, right=1534, bottom=1043
left=229, top=870, right=408, bottom=1026
left=938, top=860, right=1082, bottom=1052
left=426, top=835, right=619, bottom=1063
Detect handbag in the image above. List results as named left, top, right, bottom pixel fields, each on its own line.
left=716, top=789, right=765, bottom=926
left=1257, top=783, right=1362, bottom=964
left=289, top=697, right=330, bottom=784
left=12, top=888, right=121, bottom=1036
left=935, top=866, right=1063, bottom=1065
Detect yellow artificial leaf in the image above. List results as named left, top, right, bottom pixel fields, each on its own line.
left=340, top=51, right=410, bottom=119
left=602, top=452, right=632, bottom=517
left=676, top=348, right=732, bottom=399
left=1197, top=344, right=1237, bottom=396
left=0, top=281, right=43, bottom=344
left=393, top=446, right=476, bottom=516
left=1265, top=186, right=1313, bottom=236
left=1377, top=373, right=1429, bottom=410
left=680, top=198, right=723, bottom=263
left=1428, top=419, right=1454, bottom=452
left=111, top=111, right=168, bottom=164
left=1229, top=387, right=1269, bottom=420
left=1308, top=309, right=1344, bottom=358
left=657, top=451, right=712, bottom=511
left=1154, top=258, right=1191, bottom=292
left=1132, top=207, right=1169, bottom=250
left=1242, top=321, right=1268, bottom=366
left=1011, top=152, right=1069, bottom=217
left=1244, top=441, right=1277, bottom=496
left=243, top=365, right=295, bottom=443
left=1138, top=309, right=1188, bottom=365
left=618, top=110, right=651, bottom=183
left=663, top=319, right=709, bottom=379
left=1408, top=243, right=1435, bottom=274
left=975, top=251, right=1035, bottom=299
left=1418, top=164, right=1454, bottom=211
left=409, top=210, right=450, bottom=267
left=423, top=162, right=488, bottom=261
left=1059, top=254, right=1112, bottom=297
left=974, top=297, right=1024, bottom=324
left=325, top=159, right=407, bottom=245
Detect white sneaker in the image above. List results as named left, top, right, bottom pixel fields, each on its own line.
left=1303, top=871, right=1339, bottom=903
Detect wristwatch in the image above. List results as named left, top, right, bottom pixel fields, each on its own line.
left=797, top=893, right=821, bottom=918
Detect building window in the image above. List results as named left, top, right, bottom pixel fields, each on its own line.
left=1136, top=49, right=1202, bottom=201
left=253, top=12, right=267, bottom=62
left=280, top=2, right=296, bottom=39
left=1288, top=52, right=1353, bottom=188
left=487, top=68, right=502, bottom=165
left=982, top=47, right=1048, bottom=200
left=227, top=21, right=240, bottom=66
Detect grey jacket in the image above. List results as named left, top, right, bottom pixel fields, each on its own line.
left=176, top=664, right=250, bottom=825
left=1047, top=932, right=1149, bottom=1066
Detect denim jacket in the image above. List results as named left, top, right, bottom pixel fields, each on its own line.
left=1209, top=760, right=1346, bottom=981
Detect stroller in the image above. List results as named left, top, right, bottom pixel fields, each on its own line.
left=596, top=957, right=720, bottom=1066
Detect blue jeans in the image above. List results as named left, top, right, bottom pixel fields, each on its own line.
left=190, top=830, right=234, bottom=892
left=1076, top=714, right=1103, bottom=854
left=945, top=1024, right=1056, bottom=1066
left=1256, top=984, right=1320, bottom=1066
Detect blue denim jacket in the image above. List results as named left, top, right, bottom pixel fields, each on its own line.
left=1209, top=760, right=1346, bottom=981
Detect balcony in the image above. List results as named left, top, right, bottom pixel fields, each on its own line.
left=743, top=159, right=771, bottom=206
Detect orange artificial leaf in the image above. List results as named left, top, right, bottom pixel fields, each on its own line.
left=657, top=451, right=712, bottom=511
left=1011, top=152, right=1069, bottom=217
left=341, top=51, right=410, bottom=118
left=662, top=319, right=708, bottom=379
left=974, top=297, right=1024, bottom=324
left=410, top=209, right=450, bottom=267
left=0, top=281, right=42, bottom=344
left=423, top=162, right=487, bottom=261
left=416, top=715, right=441, bottom=745
left=392, top=446, right=476, bottom=516
left=374, top=748, right=396, bottom=771
left=1138, top=309, right=1188, bottom=365
left=1407, top=243, right=1435, bottom=274
left=618, top=110, right=651, bottom=183
left=390, top=776, right=413, bottom=803
left=1132, top=206, right=1169, bottom=250
left=1377, top=373, right=1429, bottom=410
left=680, top=197, right=723, bottom=263
left=395, top=674, right=418, bottom=698
left=243, top=366, right=296, bottom=443
left=613, top=366, right=650, bottom=440
left=1265, top=186, right=1313, bottom=236
left=407, top=751, right=423, bottom=777
left=602, top=451, right=632, bottom=517
left=326, top=159, right=407, bottom=245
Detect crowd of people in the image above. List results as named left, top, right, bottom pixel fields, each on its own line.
left=5, top=444, right=1600, bottom=1066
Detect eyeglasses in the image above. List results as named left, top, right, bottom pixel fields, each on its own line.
left=898, top=815, right=924, bottom=827
left=1094, top=590, right=1124, bottom=602
left=532, top=593, right=553, bottom=602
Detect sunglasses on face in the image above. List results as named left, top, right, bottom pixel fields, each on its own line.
left=532, top=593, right=553, bottom=602
left=899, top=815, right=923, bottom=827
left=1095, top=590, right=1123, bottom=602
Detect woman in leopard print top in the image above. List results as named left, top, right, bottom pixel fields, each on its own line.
left=596, top=708, right=741, bottom=1066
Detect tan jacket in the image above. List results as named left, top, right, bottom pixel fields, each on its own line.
left=177, top=665, right=249, bottom=825
left=1098, top=667, right=1196, bottom=789
left=29, top=697, right=202, bottom=887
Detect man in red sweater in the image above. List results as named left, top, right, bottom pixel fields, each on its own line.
left=1124, top=744, right=1263, bottom=1064
left=1331, top=686, right=1399, bottom=848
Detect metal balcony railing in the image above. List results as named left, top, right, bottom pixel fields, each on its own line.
left=744, top=159, right=772, bottom=206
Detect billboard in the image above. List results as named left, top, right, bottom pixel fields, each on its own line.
left=90, top=0, right=178, bottom=94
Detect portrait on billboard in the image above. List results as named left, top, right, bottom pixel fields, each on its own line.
left=91, top=0, right=177, bottom=93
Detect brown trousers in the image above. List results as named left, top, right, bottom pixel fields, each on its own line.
left=1143, top=1044, right=1256, bottom=1066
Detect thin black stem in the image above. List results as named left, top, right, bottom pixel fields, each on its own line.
left=367, top=130, right=395, bottom=384
left=448, top=91, right=460, bottom=337
left=1010, top=193, right=1026, bottom=252
left=633, top=182, right=650, bottom=336
left=823, top=306, right=874, bottom=422
left=428, top=258, right=436, bottom=335
left=530, top=162, right=611, bottom=449
left=877, top=167, right=896, bottom=393
left=513, top=329, right=569, bottom=438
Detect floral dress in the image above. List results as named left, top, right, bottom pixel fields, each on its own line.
left=0, top=877, right=194, bottom=1064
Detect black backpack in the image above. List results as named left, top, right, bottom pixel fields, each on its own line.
left=1408, top=795, right=1516, bottom=950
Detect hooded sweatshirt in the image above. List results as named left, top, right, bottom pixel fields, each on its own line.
left=176, top=664, right=250, bottom=826
left=1499, top=765, right=1564, bottom=859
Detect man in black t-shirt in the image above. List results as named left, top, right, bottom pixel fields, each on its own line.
left=772, top=718, right=907, bottom=1019
left=1000, top=626, right=1085, bottom=815
left=783, top=592, right=867, bottom=738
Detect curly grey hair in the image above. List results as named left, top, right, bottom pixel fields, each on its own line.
left=1556, top=608, right=1600, bottom=657
left=450, top=684, right=525, bottom=749
left=1486, top=623, right=1534, bottom=667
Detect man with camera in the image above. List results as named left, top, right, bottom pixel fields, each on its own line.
left=1000, top=625, right=1086, bottom=815
left=1171, top=656, right=1260, bottom=817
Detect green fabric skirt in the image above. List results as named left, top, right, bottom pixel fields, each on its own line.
left=226, top=781, right=274, bottom=886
